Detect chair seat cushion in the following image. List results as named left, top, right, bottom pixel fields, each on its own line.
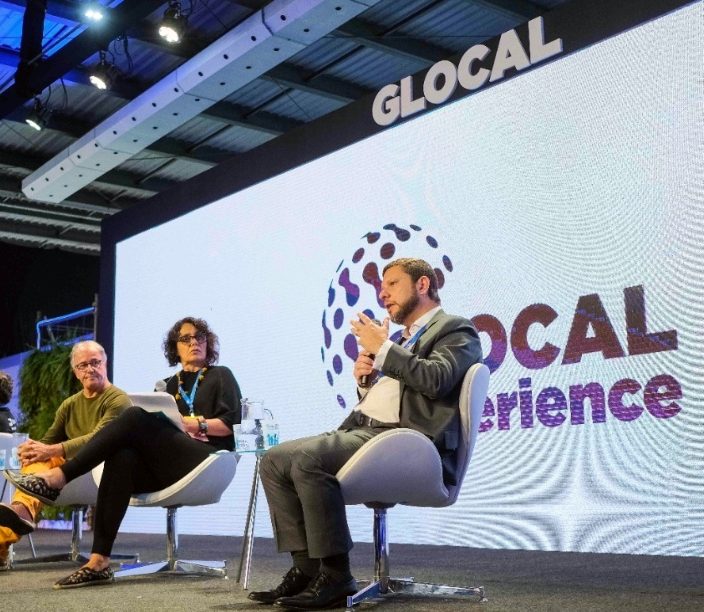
left=337, top=429, right=450, bottom=507
left=129, top=451, right=237, bottom=508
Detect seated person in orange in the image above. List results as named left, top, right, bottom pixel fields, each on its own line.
left=0, top=341, right=130, bottom=570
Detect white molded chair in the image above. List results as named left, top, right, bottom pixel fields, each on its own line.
left=15, top=469, right=102, bottom=565
left=114, top=450, right=238, bottom=578
left=2, top=433, right=97, bottom=565
left=337, top=362, right=490, bottom=609
left=0, top=433, right=18, bottom=504
left=1, top=435, right=134, bottom=568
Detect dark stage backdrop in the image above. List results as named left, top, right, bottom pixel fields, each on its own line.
left=0, top=242, right=98, bottom=357
left=101, top=0, right=703, bottom=556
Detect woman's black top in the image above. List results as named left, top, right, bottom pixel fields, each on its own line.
left=163, top=365, right=241, bottom=451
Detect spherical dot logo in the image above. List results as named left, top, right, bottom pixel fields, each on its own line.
left=321, top=223, right=454, bottom=409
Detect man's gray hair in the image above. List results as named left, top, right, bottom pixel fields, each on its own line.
left=70, top=340, right=108, bottom=367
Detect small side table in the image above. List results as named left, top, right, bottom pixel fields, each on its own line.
left=236, top=449, right=265, bottom=588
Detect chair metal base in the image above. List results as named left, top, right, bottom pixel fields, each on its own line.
left=346, top=578, right=486, bottom=609
left=115, top=559, right=227, bottom=578
left=115, top=505, right=227, bottom=579
left=344, top=506, right=487, bottom=609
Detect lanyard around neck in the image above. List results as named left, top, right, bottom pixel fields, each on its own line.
left=177, top=368, right=204, bottom=416
left=399, top=323, right=428, bottom=351
left=374, top=323, right=429, bottom=384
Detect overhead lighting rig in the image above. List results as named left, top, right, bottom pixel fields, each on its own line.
left=89, top=50, right=114, bottom=90
left=25, top=97, right=50, bottom=131
left=159, top=1, right=186, bottom=44
left=83, top=2, right=105, bottom=22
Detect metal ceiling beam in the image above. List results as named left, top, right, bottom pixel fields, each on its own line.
left=469, top=0, right=543, bottom=20
left=0, top=145, right=169, bottom=197
left=0, top=0, right=167, bottom=119
left=22, top=0, right=385, bottom=203
left=335, top=19, right=451, bottom=64
left=263, top=64, right=370, bottom=103
left=0, top=209, right=101, bottom=235
left=0, top=175, right=127, bottom=215
left=0, top=0, right=82, bottom=23
left=0, top=229, right=101, bottom=254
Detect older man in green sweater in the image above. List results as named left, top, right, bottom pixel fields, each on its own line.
left=0, top=340, right=130, bottom=569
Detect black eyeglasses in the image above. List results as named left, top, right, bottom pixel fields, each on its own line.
left=177, top=332, right=207, bottom=344
left=74, top=359, right=103, bottom=371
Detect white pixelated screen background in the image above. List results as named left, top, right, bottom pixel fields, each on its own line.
left=111, top=4, right=703, bottom=555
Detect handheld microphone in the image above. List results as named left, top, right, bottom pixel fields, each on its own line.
left=359, top=319, right=381, bottom=388
left=154, top=379, right=168, bottom=393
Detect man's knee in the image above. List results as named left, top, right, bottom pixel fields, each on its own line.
left=259, top=445, right=288, bottom=483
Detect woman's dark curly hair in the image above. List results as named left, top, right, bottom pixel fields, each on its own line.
left=163, top=317, right=220, bottom=367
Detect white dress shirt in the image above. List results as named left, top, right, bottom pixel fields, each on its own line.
left=354, top=306, right=441, bottom=423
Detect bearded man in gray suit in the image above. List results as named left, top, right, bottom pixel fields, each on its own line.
left=250, top=257, right=482, bottom=610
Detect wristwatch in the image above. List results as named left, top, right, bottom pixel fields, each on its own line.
left=198, top=417, right=208, bottom=434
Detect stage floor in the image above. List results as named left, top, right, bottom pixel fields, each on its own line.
left=2, top=529, right=702, bottom=610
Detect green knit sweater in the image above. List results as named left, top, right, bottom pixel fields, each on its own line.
left=41, top=385, right=131, bottom=459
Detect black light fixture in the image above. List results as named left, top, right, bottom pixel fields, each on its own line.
left=158, top=1, right=186, bottom=44
left=25, top=97, right=49, bottom=131
left=89, top=50, right=113, bottom=90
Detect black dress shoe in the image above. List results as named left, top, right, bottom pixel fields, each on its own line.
left=248, top=566, right=313, bottom=604
left=274, top=571, right=357, bottom=610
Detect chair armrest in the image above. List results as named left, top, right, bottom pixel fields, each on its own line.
left=337, top=428, right=450, bottom=507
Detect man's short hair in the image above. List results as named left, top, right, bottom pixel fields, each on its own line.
left=0, top=370, right=13, bottom=405
left=70, top=341, right=108, bottom=368
left=383, top=257, right=441, bottom=303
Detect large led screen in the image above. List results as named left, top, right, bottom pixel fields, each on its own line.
left=109, top=3, right=703, bottom=556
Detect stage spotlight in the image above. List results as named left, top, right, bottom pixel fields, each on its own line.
left=158, top=1, right=186, bottom=44
left=25, top=98, right=49, bottom=131
left=83, top=2, right=105, bottom=22
left=89, top=51, right=113, bottom=90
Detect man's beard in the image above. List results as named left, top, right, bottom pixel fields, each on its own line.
left=389, top=291, right=420, bottom=325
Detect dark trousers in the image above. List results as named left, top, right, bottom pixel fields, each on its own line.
left=60, top=406, right=213, bottom=556
left=259, top=415, right=396, bottom=559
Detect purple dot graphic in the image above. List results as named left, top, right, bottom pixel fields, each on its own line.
left=380, top=242, right=395, bottom=259
left=344, top=333, right=359, bottom=361
left=383, top=223, right=410, bottom=241
left=322, top=312, right=331, bottom=349
left=338, top=268, right=360, bottom=306
left=362, top=262, right=384, bottom=308
left=435, top=268, right=445, bottom=289
left=333, top=308, right=344, bottom=329
left=324, top=222, right=453, bottom=412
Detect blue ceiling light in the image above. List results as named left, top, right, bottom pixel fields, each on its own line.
left=83, top=2, right=105, bottom=22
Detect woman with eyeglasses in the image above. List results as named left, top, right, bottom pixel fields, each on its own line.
left=5, top=317, right=241, bottom=589
left=160, top=317, right=240, bottom=450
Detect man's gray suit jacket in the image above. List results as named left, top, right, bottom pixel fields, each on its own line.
left=381, top=309, right=483, bottom=486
